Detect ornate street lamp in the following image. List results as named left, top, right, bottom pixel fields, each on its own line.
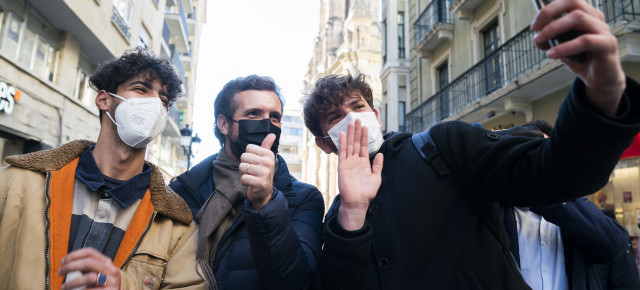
left=180, top=125, right=201, bottom=169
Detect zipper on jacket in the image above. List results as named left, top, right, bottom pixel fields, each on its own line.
left=121, top=211, right=157, bottom=268
left=44, top=172, right=52, bottom=290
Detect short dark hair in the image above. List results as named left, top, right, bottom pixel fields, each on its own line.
left=521, top=120, right=553, bottom=136
left=494, top=120, right=553, bottom=138
left=89, top=47, right=182, bottom=116
left=303, top=72, right=374, bottom=137
left=213, top=75, right=284, bottom=146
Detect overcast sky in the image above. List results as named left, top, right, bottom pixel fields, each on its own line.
left=190, top=0, right=320, bottom=164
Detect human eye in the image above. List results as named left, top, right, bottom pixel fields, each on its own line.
left=270, top=113, right=281, bottom=123
left=354, top=103, right=365, bottom=110
left=160, top=98, right=169, bottom=108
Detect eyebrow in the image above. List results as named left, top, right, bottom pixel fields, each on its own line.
left=128, top=81, right=169, bottom=98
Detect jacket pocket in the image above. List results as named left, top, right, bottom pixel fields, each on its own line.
left=123, top=252, right=168, bottom=290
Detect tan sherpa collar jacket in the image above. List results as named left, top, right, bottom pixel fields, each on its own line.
left=5, top=139, right=192, bottom=223
left=0, top=139, right=204, bottom=289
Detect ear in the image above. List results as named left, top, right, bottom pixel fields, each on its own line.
left=315, top=136, right=336, bottom=154
left=95, top=90, right=111, bottom=112
left=373, top=107, right=382, bottom=128
left=217, top=114, right=230, bottom=136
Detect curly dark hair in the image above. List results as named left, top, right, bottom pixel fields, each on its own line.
left=303, top=72, right=374, bottom=137
left=89, top=47, right=182, bottom=112
left=213, top=75, right=284, bottom=146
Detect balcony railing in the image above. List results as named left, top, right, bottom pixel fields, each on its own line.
left=413, top=0, right=455, bottom=48
left=111, top=7, right=131, bottom=39
left=162, top=20, right=171, bottom=45
left=405, top=0, right=640, bottom=133
left=171, top=45, right=188, bottom=97
left=168, top=105, right=182, bottom=127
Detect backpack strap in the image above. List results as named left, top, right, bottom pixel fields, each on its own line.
left=411, top=132, right=506, bottom=248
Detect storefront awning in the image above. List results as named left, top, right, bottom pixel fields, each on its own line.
left=621, top=133, right=640, bottom=160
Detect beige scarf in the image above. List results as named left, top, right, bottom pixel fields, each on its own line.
left=195, top=149, right=247, bottom=290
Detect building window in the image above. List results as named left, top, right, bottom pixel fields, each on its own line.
left=437, top=61, right=449, bottom=120
left=398, top=101, right=406, bottom=132
left=482, top=21, right=502, bottom=94
left=282, top=115, right=303, bottom=123
left=138, top=27, right=150, bottom=49
left=280, top=145, right=298, bottom=154
left=2, top=12, right=22, bottom=60
left=112, top=0, right=133, bottom=39
left=398, top=12, right=405, bottom=59
left=0, top=7, right=5, bottom=39
left=283, top=127, right=303, bottom=136
left=382, top=19, right=387, bottom=64
left=74, top=53, right=97, bottom=110
left=114, top=0, right=133, bottom=25
left=345, top=0, right=350, bottom=20
left=1, top=10, right=59, bottom=82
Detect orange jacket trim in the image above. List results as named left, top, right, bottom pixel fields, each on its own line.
left=112, top=189, right=154, bottom=267
left=48, top=158, right=79, bottom=289
left=47, top=158, right=155, bottom=289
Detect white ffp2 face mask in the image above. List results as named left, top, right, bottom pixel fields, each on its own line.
left=105, top=92, right=168, bottom=149
left=325, top=111, right=384, bottom=155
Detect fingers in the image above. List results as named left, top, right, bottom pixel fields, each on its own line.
left=347, top=121, right=355, bottom=156
left=338, top=131, right=347, bottom=161
left=59, top=248, right=112, bottom=275
left=61, top=272, right=100, bottom=290
left=260, top=133, right=276, bottom=150
left=360, top=124, right=369, bottom=158
left=531, top=0, right=602, bottom=31
left=371, top=153, right=384, bottom=175
left=533, top=10, right=613, bottom=55
left=59, top=248, right=119, bottom=290
left=353, top=119, right=363, bottom=157
left=531, top=0, right=612, bottom=56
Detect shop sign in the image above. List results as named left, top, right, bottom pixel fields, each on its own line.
left=0, top=81, right=21, bottom=114
left=621, top=133, right=640, bottom=160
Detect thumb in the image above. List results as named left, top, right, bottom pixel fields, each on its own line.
left=371, top=153, right=384, bottom=175
left=261, top=133, right=276, bottom=150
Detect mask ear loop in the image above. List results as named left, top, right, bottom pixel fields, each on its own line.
left=105, top=92, right=126, bottom=127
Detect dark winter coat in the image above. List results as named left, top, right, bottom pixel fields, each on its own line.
left=312, top=78, right=640, bottom=290
left=171, top=154, right=324, bottom=290
left=502, top=198, right=630, bottom=290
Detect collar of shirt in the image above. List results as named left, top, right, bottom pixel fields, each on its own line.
left=75, top=145, right=152, bottom=208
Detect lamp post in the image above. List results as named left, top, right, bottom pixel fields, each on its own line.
left=180, top=125, right=201, bottom=169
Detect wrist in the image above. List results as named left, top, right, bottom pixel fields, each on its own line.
left=337, top=203, right=369, bottom=231
left=250, top=190, right=273, bottom=211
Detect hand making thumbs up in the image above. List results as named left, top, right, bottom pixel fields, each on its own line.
left=240, top=133, right=277, bottom=210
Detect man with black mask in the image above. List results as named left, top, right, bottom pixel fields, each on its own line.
left=170, top=75, right=324, bottom=290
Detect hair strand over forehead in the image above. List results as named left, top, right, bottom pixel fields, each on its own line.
left=303, top=72, right=374, bottom=137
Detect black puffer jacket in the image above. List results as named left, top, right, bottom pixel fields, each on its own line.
left=171, top=154, right=324, bottom=290
left=313, top=78, right=640, bottom=289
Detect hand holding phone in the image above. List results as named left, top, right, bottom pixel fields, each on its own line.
left=532, top=0, right=586, bottom=63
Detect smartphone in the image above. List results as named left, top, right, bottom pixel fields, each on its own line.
left=532, top=0, right=586, bottom=63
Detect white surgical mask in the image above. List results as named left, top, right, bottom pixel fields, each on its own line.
left=105, top=92, right=168, bottom=149
left=325, top=111, right=384, bottom=155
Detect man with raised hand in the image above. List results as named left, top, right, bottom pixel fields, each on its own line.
left=170, top=75, right=324, bottom=289
left=303, top=0, right=640, bottom=288
left=0, top=48, right=204, bottom=289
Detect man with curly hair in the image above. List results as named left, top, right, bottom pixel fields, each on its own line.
left=0, top=48, right=204, bottom=289
left=303, top=0, right=640, bottom=288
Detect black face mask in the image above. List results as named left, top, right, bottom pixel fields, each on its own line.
left=230, top=118, right=281, bottom=156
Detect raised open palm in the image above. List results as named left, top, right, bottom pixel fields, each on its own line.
left=337, top=119, right=383, bottom=230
